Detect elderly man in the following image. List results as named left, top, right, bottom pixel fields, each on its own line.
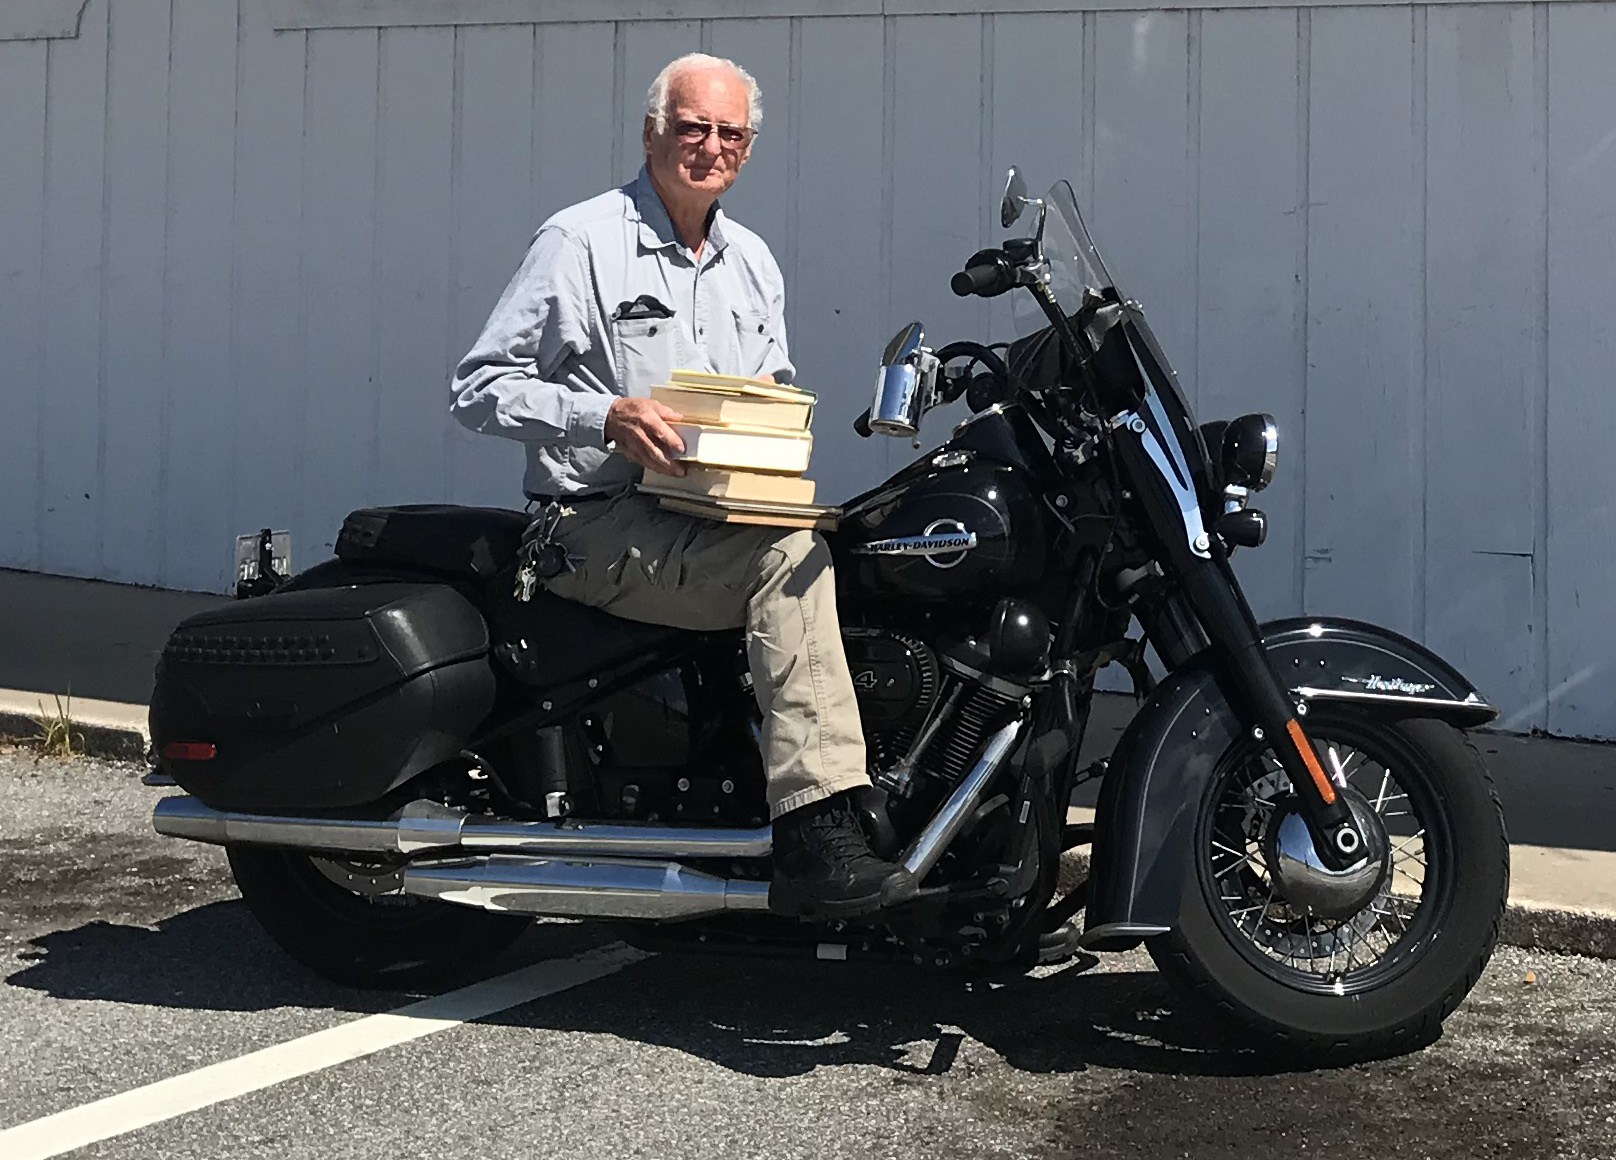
left=451, top=54, right=915, bottom=919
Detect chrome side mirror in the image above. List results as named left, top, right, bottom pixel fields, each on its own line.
left=870, top=322, right=939, bottom=442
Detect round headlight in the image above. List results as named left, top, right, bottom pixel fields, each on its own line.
left=1222, top=413, right=1278, bottom=491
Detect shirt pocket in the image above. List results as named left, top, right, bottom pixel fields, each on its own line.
left=610, top=314, right=681, bottom=396
left=730, top=308, right=782, bottom=379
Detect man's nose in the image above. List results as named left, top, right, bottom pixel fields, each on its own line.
left=699, top=130, right=723, bottom=158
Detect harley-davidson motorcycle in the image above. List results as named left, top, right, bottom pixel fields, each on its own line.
left=147, top=168, right=1508, bottom=1059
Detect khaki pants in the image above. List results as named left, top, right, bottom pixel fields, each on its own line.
left=542, top=491, right=869, bottom=818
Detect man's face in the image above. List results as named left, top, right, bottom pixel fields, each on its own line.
left=644, top=67, right=753, bottom=203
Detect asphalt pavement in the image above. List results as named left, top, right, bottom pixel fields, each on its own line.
left=2, top=748, right=1613, bottom=1160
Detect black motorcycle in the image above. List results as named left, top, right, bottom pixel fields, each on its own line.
left=148, top=168, right=1508, bottom=1059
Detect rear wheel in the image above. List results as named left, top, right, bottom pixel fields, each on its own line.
left=227, top=845, right=530, bottom=990
left=1149, top=709, right=1508, bottom=1060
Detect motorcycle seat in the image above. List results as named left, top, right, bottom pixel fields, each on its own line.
left=332, top=504, right=721, bottom=689
left=335, top=504, right=530, bottom=582
left=487, top=583, right=711, bottom=689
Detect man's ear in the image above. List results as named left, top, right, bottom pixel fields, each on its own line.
left=642, top=115, right=655, bottom=155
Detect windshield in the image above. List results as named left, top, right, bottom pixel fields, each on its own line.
left=1042, top=180, right=1113, bottom=317
left=1026, top=178, right=1198, bottom=425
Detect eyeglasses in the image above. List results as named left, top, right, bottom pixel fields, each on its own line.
left=672, top=119, right=755, bottom=148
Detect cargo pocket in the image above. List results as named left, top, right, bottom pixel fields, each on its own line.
left=732, top=308, right=781, bottom=379
left=611, top=314, right=681, bottom=394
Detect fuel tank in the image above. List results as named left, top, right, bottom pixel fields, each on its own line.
left=832, top=441, right=1049, bottom=604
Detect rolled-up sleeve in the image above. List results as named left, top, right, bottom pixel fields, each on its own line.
left=449, top=226, right=613, bottom=450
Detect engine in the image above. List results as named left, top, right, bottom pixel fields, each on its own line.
left=843, top=628, right=1023, bottom=797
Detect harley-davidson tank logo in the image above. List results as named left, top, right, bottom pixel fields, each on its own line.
left=849, top=519, right=978, bottom=569
left=1342, top=674, right=1437, bottom=695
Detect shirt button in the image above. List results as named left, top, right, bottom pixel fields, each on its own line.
left=698, top=327, right=704, bottom=336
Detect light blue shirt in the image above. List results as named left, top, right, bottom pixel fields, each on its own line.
left=450, top=167, right=794, bottom=498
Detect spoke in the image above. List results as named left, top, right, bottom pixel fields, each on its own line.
left=1390, top=829, right=1426, bottom=859
left=1372, top=768, right=1392, bottom=812
left=1227, top=903, right=1267, bottom=918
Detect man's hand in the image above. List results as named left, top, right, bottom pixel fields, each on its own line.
left=605, top=397, right=688, bottom=477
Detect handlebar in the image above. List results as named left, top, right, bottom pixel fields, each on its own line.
left=853, top=407, right=873, bottom=438
left=951, top=249, right=1015, bottom=298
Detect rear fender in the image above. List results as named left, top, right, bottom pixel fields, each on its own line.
left=1080, top=616, right=1496, bottom=949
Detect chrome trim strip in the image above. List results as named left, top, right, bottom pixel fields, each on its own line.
left=900, top=718, right=1024, bottom=881
left=1293, top=686, right=1498, bottom=714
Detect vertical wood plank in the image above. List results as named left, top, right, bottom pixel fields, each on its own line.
left=374, top=27, right=454, bottom=506
left=1196, top=9, right=1303, bottom=622
left=230, top=4, right=306, bottom=576
left=1302, top=7, right=1421, bottom=635
left=448, top=24, right=536, bottom=508
left=1424, top=3, right=1543, bottom=724
left=0, top=40, right=50, bottom=572
left=37, top=0, right=108, bottom=577
left=300, top=28, right=379, bottom=557
left=889, top=14, right=985, bottom=451
left=533, top=22, right=616, bottom=219
left=987, top=11, right=1084, bottom=348
left=792, top=15, right=887, bottom=501
left=163, top=0, right=240, bottom=592
left=98, top=0, right=170, bottom=586
left=706, top=18, right=791, bottom=267
left=1091, top=10, right=1195, bottom=393
left=618, top=21, right=701, bottom=182
left=1546, top=2, right=1616, bottom=738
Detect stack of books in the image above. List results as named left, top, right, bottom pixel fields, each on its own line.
left=637, top=371, right=840, bottom=530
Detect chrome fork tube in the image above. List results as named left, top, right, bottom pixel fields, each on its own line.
left=898, top=717, right=1025, bottom=882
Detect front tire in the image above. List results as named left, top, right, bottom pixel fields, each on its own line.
left=1149, top=710, right=1509, bottom=1060
left=227, top=845, right=531, bottom=990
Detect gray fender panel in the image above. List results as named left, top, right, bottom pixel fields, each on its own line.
left=1083, top=616, right=1495, bottom=941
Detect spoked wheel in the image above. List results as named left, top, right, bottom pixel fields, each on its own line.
left=227, top=845, right=531, bottom=991
left=1150, top=709, right=1509, bottom=1060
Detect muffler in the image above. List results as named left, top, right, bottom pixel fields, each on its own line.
left=401, top=855, right=772, bottom=920
left=152, top=795, right=771, bottom=860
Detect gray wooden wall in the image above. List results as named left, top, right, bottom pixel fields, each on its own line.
left=2, top=0, right=1613, bottom=737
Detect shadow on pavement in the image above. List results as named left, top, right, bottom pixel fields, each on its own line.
left=9, top=902, right=1322, bottom=1080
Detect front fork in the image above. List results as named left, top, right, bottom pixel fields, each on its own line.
left=1112, top=462, right=1366, bottom=872
left=1174, top=554, right=1365, bottom=870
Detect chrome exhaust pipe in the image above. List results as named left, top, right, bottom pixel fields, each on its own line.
left=152, top=795, right=771, bottom=860
left=401, top=856, right=772, bottom=921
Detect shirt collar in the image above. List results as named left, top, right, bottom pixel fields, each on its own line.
left=630, top=166, right=729, bottom=260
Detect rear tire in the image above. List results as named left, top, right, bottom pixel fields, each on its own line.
left=1149, top=711, right=1509, bottom=1061
left=227, top=845, right=530, bottom=990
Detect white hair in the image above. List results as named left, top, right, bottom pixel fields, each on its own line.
left=645, top=53, right=762, bottom=135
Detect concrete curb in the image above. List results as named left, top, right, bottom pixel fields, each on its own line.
left=0, top=690, right=149, bottom=762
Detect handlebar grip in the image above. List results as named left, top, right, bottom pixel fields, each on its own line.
left=853, top=408, right=873, bottom=438
left=952, top=263, right=1004, bottom=297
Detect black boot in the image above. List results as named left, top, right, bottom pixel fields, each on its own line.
left=770, top=791, right=919, bottom=918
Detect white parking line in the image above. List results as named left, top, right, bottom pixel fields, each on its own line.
left=0, top=941, right=648, bottom=1160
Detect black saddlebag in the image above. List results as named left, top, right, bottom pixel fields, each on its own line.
left=150, top=583, right=496, bottom=811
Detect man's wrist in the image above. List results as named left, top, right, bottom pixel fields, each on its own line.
left=571, top=393, right=618, bottom=450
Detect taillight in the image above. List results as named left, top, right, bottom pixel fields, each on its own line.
left=161, top=741, right=217, bottom=761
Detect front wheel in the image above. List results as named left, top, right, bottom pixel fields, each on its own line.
left=1149, top=709, right=1509, bottom=1060
left=227, top=845, right=531, bottom=990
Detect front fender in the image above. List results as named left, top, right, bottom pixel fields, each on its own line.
left=1079, top=616, right=1496, bottom=949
